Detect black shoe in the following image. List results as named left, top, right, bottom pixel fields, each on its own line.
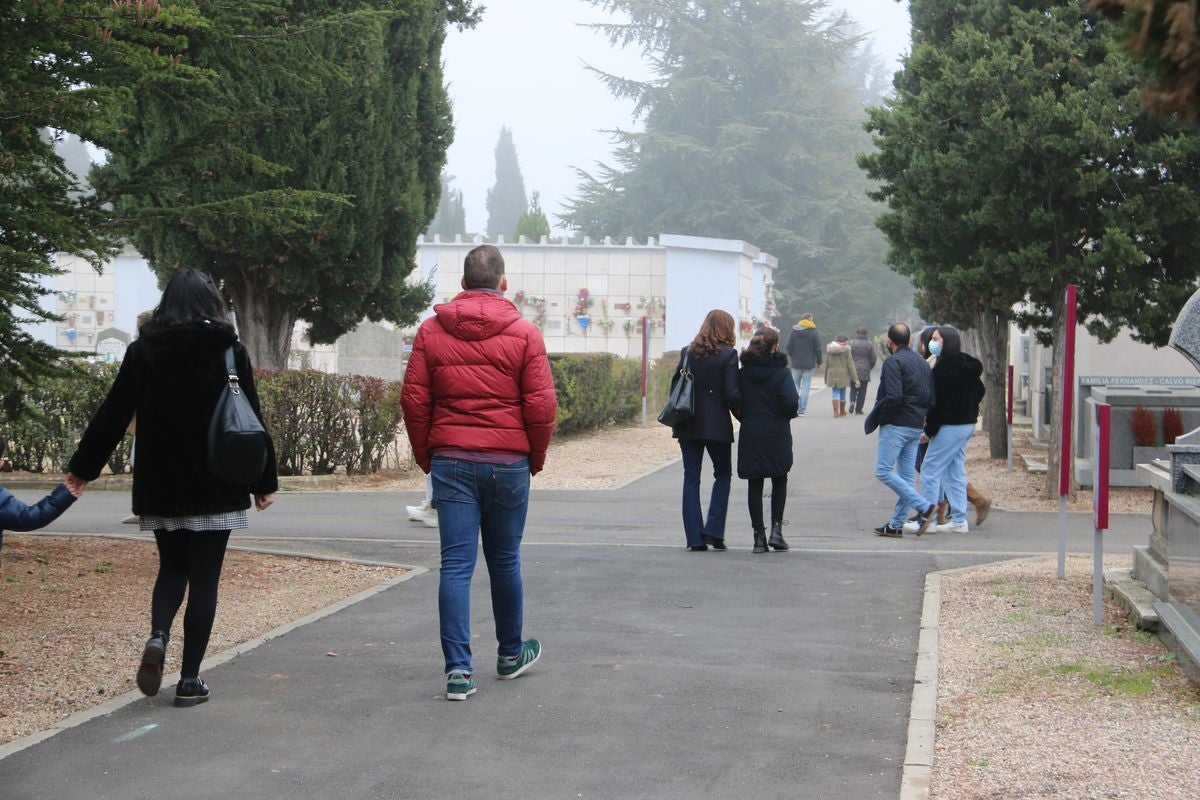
left=752, top=528, right=768, bottom=554
left=136, top=630, right=169, bottom=697
left=767, top=520, right=789, bottom=551
left=702, top=534, right=727, bottom=551
left=687, top=544, right=708, bottom=552
left=174, top=676, right=210, bottom=707
left=874, top=523, right=903, bottom=538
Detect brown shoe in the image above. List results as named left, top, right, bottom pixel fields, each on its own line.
left=935, top=499, right=949, bottom=526
left=967, top=483, right=991, bottom=527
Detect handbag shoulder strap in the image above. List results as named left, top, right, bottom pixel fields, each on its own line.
left=223, top=347, right=243, bottom=395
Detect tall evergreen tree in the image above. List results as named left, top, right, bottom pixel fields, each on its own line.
left=94, top=1, right=477, bottom=369
left=485, top=126, right=528, bottom=240
left=559, top=0, right=911, bottom=337
left=427, top=173, right=467, bottom=239
left=0, top=0, right=202, bottom=409
left=861, top=0, right=1200, bottom=473
left=515, top=192, right=551, bottom=241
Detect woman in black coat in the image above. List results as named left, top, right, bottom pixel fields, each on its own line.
left=737, top=327, right=800, bottom=553
left=69, top=269, right=278, bottom=708
left=672, top=309, right=742, bottom=551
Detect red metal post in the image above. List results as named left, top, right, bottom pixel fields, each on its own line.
left=1007, top=364, right=1014, bottom=426
left=1059, top=284, right=1078, bottom=496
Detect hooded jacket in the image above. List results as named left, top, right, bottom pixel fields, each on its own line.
left=736, top=350, right=799, bottom=479
left=823, top=340, right=856, bottom=389
left=925, top=352, right=985, bottom=439
left=400, top=290, right=557, bottom=475
left=784, top=320, right=822, bottom=370
left=850, top=334, right=877, bottom=382
left=69, top=320, right=278, bottom=516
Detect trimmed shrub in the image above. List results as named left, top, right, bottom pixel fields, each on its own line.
left=1130, top=405, right=1157, bottom=447
left=1162, top=407, right=1185, bottom=445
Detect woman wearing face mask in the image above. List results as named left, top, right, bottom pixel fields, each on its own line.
left=914, top=326, right=985, bottom=533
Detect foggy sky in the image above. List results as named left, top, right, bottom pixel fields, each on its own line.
left=440, top=0, right=912, bottom=238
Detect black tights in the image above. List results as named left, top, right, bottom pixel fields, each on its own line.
left=747, top=476, right=788, bottom=530
left=151, top=529, right=231, bottom=679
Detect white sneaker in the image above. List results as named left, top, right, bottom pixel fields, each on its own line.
left=406, top=500, right=431, bottom=522
left=939, top=520, right=969, bottom=534
left=420, top=508, right=439, bottom=529
left=902, top=519, right=921, bottom=534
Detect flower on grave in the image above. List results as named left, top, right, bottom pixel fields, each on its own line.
left=573, top=288, right=594, bottom=317
left=598, top=318, right=615, bottom=333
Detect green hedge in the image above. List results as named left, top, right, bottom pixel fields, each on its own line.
left=548, top=351, right=680, bottom=436
left=1, top=363, right=404, bottom=477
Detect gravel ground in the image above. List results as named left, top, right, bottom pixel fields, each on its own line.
left=932, top=557, right=1200, bottom=800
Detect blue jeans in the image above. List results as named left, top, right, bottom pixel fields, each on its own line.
left=919, top=424, right=975, bottom=524
left=679, top=439, right=732, bottom=548
left=790, top=368, right=815, bottom=414
left=432, top=456, right=530, bottom=674
left=873, top=424, right=928, bottom=528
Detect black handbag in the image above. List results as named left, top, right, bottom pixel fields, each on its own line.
left=657, top=350, right=695, bottom=427
left=207, top=347, right=269, bottom=485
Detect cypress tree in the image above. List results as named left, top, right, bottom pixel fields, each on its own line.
left=485, top=126, right=528, bottom=240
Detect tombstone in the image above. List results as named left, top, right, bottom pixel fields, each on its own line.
left=1165, top=294, right=1200, bottom=616
left=94, top=327, right=131, bottom=362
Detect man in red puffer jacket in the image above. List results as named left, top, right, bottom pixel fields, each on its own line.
left=401, top=244, right=557, bottom=701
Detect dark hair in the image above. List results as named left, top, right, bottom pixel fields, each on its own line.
left=936, top=325, right=962, bottom=358
left=145, top=269, right=233, bottom=333
left=463, top=244, right=505, bottom=289
left=690, top=309, right=736, bottom=357
left=887, top=322, right=911, bottom=347
left=917, top=324, right=937, bottom=356
left=856, top=325, right=868, bottom=336
left=743, top=326, right=779, bottom=359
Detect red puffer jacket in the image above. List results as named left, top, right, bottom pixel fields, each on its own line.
left=401, top=290, right=557, bottom=474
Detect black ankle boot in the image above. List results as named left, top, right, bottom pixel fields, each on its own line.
left=752, top=527, right=768, bottom=554
left=768, top=520, right=789, bottom=551
left=136, top=630, right=169, bottom=697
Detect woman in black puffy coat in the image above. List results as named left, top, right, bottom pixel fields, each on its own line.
left=737, top=327, right=799, bottom=552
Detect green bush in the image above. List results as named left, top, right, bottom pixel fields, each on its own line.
left=0, top=361, right=131, bottom=474
left=254, top=370, right=404, bottom=475
left=548, top=352, right=681, bottom=436
left=1, top=362, right=404, bottom=477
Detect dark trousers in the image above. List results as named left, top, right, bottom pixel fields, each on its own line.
left=850, top=380, right=870, bottom=414
left=747, top=476, right=788, bottom=530
left=151, top=529, right=231, bottom=678
left=679, top=439, right=732, bottom=547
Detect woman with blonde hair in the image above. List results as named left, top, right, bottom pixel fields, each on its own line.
left=669, top=309, right=742, bottom=551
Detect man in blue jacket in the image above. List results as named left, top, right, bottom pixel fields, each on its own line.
left=864, top=324, right=936, bottom=537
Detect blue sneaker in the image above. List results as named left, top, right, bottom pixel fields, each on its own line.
left=497, top=639, right=541, bottom=680
left=446, top=670, right=477, bottom=701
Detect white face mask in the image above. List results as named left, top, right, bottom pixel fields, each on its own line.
left=929, top=341, right=942, bottom=357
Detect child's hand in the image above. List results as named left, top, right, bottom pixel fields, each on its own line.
left=254, top=493, right=275, bottom=511
left=65, top=473, right=87, bottom=498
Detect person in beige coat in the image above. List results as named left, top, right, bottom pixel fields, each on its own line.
left=824, top=334, right=858, bottom=417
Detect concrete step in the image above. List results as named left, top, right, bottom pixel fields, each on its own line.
left=1103, top=568, right=1161, bottom=631
left=1020, top=453, right=1047, bottom=474
left=1133, top=545, right=1169, bottom=601
left=1154, top=602, right=1200, bottom=686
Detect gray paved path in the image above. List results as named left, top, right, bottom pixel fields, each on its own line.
left=1, top=395, right=1147, bottom=799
